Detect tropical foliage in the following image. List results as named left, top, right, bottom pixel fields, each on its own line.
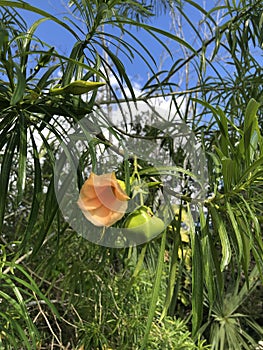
left=0, top=0, right=263, bottom=349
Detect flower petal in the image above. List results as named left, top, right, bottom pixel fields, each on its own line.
left=77, top=172, right=129, bottom=227
left=77, top=195, right=102, bottom=211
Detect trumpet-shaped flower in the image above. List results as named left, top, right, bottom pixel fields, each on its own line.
left=77, top=172, right=129, bottom=227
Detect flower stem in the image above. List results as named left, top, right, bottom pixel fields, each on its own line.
left=133, top=156, right=144, bottom=206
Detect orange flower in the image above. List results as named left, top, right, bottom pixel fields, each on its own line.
left=77, top=172, right=129, bottom=227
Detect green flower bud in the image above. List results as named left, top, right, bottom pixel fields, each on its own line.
left=50, top=80, right=106, bottom=95
left=123, top=206, right=165, bottom=241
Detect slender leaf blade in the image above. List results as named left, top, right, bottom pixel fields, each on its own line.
left=210, top=205, right=231, bottom=271
left=10, top=63, right=26, bottom=105
left=17, top=112, right=27, bottom=204
left=0, top=130, right=17, bottom=232
left=188, top=205, right=203, bottom=336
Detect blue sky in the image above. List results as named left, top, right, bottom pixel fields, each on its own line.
left=18, top=1, right=210, bottom=86
left=15, top=0, right=239, bottom=100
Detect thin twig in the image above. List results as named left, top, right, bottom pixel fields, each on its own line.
left=33, top=291, right=62, bottom=348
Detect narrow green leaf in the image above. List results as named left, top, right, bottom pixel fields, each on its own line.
left=221, top=157, right=239, bottom=192
left=0, top=290, right=20, bottom=310
left=207, top=151, right=222, bottom=194
left=10, top=280, right=37, bottom=341
left=61, top=41, right=83, bottom=86
left=0, top=27, right=8, bottom=50
left=188, top=205, right=203, bottom=336
left=238, top=155, right=263, bottom=184
left=17, top=112, right=27, bottom=204
left=140, top=230, right=166, bottom=349
left=10, top=63, right=26, bottom=105
left=236, top=203, right=251, bottom=284
left=239, top=195, right=263, bottom=253
left=124, top=244, right=147, bottom=296
left=102, top=44, right=136, bottom=100
left=160, top=225, right=180, bottom=321
left=199, top=206, right=216, bottom=307
left=0, top=130, right=17, bottom=232
left=243, top=98, right=260, bottom=164
left=21, top=17, right=49, bottom=71
left=36, top=63, right=61, bottom=90
left=106, top=19, right=197, bottom=54
left=244, top=98, right=260, bottom=137
left=43, top=174, right=58, bottom=223
left=21, top=129, right=42, bottom=248
left=8, top=264, right=59, bottom=317
left=226, top=201, right=243, bottom=262
left=124, top=158, right=131, bottom=196
left=12, top=321, right=32, bottom=350
left=210, top=205, right=231, bottom=271
left=32, top=175, right=58, bottom=256
left=193, top=99, right=233, bottom=156
left=0, top=313, right=18, bottom=347
left=0, top=285, right=36, bottom=348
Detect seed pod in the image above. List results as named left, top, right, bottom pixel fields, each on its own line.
left=123, top=206, right=165, bottom=241
left=50, top=80, right=106, bottom=95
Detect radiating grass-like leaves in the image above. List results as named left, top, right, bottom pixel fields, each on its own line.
left=0, top=289, right=35, bottom=349
left=93, top=27, right=159, bottom=94
left=0, top=313, right=18, bottom=348
left=0, top=263, right=59, bottom=348
left=0, top=262, right=59, bottom=350
left=7, top=278, right=38, bottom=346
left=119, top=29, right=157, bottom=72
left=6, top=263, right=59, bottom=317
left=204, top=265, right=261, bottom=350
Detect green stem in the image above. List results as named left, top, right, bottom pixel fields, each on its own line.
left=133, top=156, right=144, bottom=206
